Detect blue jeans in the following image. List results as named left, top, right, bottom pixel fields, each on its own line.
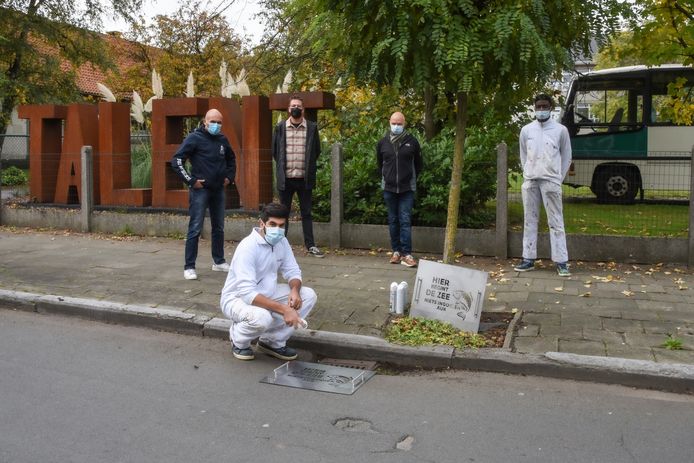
left=383, top=190, right=414, bottom=255
left=185, top=187, right=226, bottom=270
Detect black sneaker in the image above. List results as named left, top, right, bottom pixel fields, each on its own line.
left=257, top=341, right=298, bottom=360
left=514, top=259, right=535, bottom=272
left=232, top=344, right=255, bottom=361
left=307, top=246, right=325, bottom=258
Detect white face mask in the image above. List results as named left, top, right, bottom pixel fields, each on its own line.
left=263, top=225, right=285, bottom=245
left=535, top=110, right=551, bottom=122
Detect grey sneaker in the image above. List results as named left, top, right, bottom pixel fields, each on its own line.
left=557, top=263, right=571, bottom=277
left=514, top=259, right=535, bottom=272
left=232, top=344, right=255, bottom=361
left=212, top=262, right=230, bottom=272
left=307, top=246, right=325, bottom=258
left=257, top=341, right=298, bottom=360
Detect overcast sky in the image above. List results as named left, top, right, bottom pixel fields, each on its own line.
left=102, top=0, right=266, bottom=44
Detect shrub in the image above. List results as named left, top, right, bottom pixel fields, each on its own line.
left=0, top=166, right=29, bottom=186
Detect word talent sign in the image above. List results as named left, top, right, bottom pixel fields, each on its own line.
left=18, top=92, right=334, bottom=211
left=410, top=260, right=488, bottom=333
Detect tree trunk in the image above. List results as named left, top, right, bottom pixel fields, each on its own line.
left=423, top=87, right=437, bottom=141
left=442, top=91, right=468, bottom=263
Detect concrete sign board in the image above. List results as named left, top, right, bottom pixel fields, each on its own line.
left=260, top=361, right=375, bottom=395
left=410, top=260, right=488, bottom=333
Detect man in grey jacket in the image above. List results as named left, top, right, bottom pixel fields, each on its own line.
left=514, top=94, right=572, bottom=277
left=272, top=96, right=324, bottom=257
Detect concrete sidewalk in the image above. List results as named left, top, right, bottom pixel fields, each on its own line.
left=1, top=227, right=693, bottom=391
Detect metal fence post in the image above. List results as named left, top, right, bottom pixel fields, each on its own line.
left=495, top=142, right=508, bottom=259
left=81, top=145, right=93, bottom=233
left=330, top=142, right=343, bottom=249
left=689, top=145, right=694, bottom=268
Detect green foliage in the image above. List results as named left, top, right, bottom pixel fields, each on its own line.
left=131, top=140, right=152, bottom=188
left=385, top=316, right=487, bottom=349
left=0, top=166, right=29, bottom=186
left=662, top=335, right=684, bottom=351
left=313, top=109, right=520, bottom=228
left=117, top=224, right=135, bottom=237
left=0, top=0, right=141, bottom=135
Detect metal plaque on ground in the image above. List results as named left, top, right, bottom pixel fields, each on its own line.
left=410, top=259, right=488, bottom=333
left=260, top=361, right=376, bottom=395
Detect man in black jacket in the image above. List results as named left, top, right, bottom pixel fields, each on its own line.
left=172, top=108, right=236, bottom=280
left=376, top=111, right=423, bottom=268
left=272, top=96, right=324, bottom=257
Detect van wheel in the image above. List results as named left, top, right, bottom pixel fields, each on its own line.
left=594, top=167, right=639, bottom=204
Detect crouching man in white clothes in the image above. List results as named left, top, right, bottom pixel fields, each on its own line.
left=220, top=202, right=317, bottom=361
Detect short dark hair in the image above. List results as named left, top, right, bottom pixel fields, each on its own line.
left=534, top=93, right=554, bottom=107
left=260, top=202, right=289, bottom=222
left=288, top=95, right=304, bottom=105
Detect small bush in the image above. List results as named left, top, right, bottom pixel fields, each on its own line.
left=1, top=166, right=29, bottom=186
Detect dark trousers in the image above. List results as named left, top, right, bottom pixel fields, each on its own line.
left=185, top=187, right=226, bottom=270
left=278, top=178, right=315, bottom=249
left=383, top=190, right=414, bottom=255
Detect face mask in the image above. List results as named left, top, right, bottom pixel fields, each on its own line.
left=264, top=225, right=285, bottom=246
left=390, top=124, right=404, bottom=135
left=535, top=110, right=551, bottom=122
left=207, top=122, right=221, bottom=135
left=290, top=107, right=302, bottom=118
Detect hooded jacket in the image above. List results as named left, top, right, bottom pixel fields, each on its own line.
left=519, top=119, right=572, bottom=185
left=376, top=131, right=423, bottom=193
left=172, top=127, right=236, bottom=189
left=272, top=119, right=321, bottom=190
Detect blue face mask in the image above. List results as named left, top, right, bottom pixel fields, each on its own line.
left=264, top=225, right=285, bottom=246
left=390, top=124, right=404, bottom=135
left=207, top=122, right=222, bottom=135
left=535, top=110, right=551, bottom=122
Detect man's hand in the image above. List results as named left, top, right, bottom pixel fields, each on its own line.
left=224, top=177, right=231, bottom=186
left=193, top=179, right=205, bottom=189
left=282, top=306, right=301, bottom=328
left=288, top=288, right=302, bottom=311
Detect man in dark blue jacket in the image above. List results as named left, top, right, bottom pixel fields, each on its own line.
left=376, top=111, right=423, bottom=268
left=172, top=109, right=236, bottom=280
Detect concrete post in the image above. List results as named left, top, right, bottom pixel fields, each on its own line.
left=689, top=145, right=694, bottom=268
left=80, top=146, right=94, bottom=233
left=330, top=142, right=343, bottom=249
left=495, top=142, right=508, bottom=259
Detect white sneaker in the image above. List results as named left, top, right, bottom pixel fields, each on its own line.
left=183, top=269, right=198, bottom=280
left=212, top=262, right=230, bottom=272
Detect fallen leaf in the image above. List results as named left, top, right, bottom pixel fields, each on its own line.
left=678, top=286, right=688, bottom=291
left=511, top=308, right=519, bottom=314
left=554, top=287, right=563, bottom=292
left=578, top=292, right=591, bottom=297
left=621, top=290, right=634, bottom=297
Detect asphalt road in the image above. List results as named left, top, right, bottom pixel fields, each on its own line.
left=1, top=309, right=693, bottom=463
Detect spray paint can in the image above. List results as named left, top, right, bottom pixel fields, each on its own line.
left=396, top=281, right=408, bottom=315
left=389, top=282, right=398, bottom=313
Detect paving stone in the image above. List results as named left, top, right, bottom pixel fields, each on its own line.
left=490, top=291, right=529, bottom=303
left=516, top=324, right=539, bottom=337
left=602, top=318, right=644, bottom=333
left=604, top=345, right=656, bottom=361
left=512, top=336, right=558, bottom=354
left=646, top=293, right=689, bottom=303
left=582, top=328, right=625, bottom=344
left=652, top=348, right=694, bottom=364
left=623, top=332, right=673, bottom=348
left=558, top=338, right=606, bottom=356
left=541, top=324, right=582, bottom=337
left=522, top=312, right=561, bottom=326
left=619, top=308, right=662, bottom=321
left=628, top=284, right=666, bottom=293
left=642, top=321, right=689, bottom=335
left=561, top=314, right=603, bottom=330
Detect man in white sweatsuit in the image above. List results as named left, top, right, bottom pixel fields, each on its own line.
left=514, top=94, right=572, bottom=277
left=220, top=202, right=317, bottom=360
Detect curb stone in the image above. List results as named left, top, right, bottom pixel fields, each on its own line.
left=0, top=290, right=692, bottom=394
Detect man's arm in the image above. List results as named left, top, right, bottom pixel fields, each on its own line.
left=172, top=137, right=197, bottom=187
left=225, top=142, right=236, bottom=184
left=559, top=126, right=572, bottom=179
left=519, top=127, right=528, bottom=168
left=376, top=140, right=384, bottom=173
